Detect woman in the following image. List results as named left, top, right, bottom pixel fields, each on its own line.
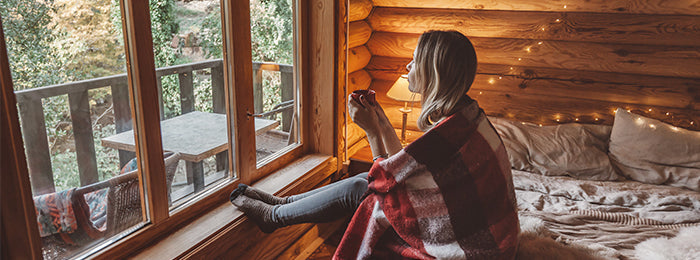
left=231, top=30, right=519, bottom=259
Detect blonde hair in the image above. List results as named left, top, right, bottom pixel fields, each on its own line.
left=414, top=30, right=477, bottom=131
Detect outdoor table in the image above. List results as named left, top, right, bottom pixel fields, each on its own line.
left=102, top=111, right=279, bottom=192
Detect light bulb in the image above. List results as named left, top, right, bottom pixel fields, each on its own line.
left=538, top=41, right=543, bottom=45
left=488, top=78, right=495, bottom=84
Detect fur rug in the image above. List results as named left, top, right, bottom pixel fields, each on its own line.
left=516, top=216, right=617, bottom=260
left=635, top=225, right=700, bottom=260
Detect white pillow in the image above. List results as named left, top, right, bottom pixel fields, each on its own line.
left=609, top=108, right=700, bottom=191
left=489, top=117, right=622, bottom=181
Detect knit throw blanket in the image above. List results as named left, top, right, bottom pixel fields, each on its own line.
left=335, top=100, right=520, bottom=259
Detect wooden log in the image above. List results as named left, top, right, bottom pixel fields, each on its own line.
left=348, top=45, right=372, bottom=73
left=68, top=90, right=99, bottom=186
left=346, top=122, right=366, bottom=148
left=370, top=0, right=700, bottom=16
left=367, top=32, right=700, bottom=78
left=349, top=0, right=372, bottom=22
left=368, top=7, right=700, bottom=47
left=349, top=21, right=372, bottom=49
left=348, top=69, right=372, bottom=92
left=372, top=80, right=700, bottom=131
left=17, top=98, right=54, bottom=195
left=368, top=58, right=700, bottom=109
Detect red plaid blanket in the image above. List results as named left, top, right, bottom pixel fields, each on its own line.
left=335, top=100, right=519, bottom=259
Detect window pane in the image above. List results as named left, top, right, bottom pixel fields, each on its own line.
left=1, top=0, right=146, bottom=258
left=250, top=0, right=299, bottom=165
left=148, top=0, right=231, bottom=210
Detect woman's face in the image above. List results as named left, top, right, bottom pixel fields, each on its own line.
left=407, top=48, right=419, bottom=93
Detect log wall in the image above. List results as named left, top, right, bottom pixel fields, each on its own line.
left=347, top=0, right=375, bottom=148
left=362, top=0, right=700, bottom=130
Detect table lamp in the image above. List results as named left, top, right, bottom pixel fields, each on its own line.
left=386, top=75, right=421, bottom=145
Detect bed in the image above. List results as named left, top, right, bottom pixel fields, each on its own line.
left=489, top=109, right=700, bottom=259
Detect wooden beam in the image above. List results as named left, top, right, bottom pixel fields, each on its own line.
left=372, top=80, right=700, bottom=131
left=0, top=18, right=43, bottom=259
left=122, top=0, right=168, bottom=223
left=307, top=0, right=336, bottom=155
left=349, top=20, right=372, bottom=48
left=223, top=0, right=257, bottom=182
left=366, top=32, right=700, bottom=78
left=348, top=69, right=371, bottom=92
left=367, top=7, right=700, bottom=47
left=349, top=0, right=373, bottom=22
left=348, top=45, right=371, bottom=73
left=370, top=0, right=700, bottom=16
left=338, top=0, right=348, bottom=164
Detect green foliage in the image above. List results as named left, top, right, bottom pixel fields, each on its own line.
left=0, top=0, right=74, bottom=90
left=4, top=0, right=295, bottom=191
left=250, top=0, right=293, bottom=64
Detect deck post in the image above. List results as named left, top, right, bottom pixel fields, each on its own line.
left=17, top=97, right=55, bottom=195
left=69, top=90, right=99, bottom=186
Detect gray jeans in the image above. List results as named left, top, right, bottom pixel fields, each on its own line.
left=271, top=172, right=369, bottom=226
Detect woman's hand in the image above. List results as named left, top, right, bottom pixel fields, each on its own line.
left=348, top=94, right=381, bottom=135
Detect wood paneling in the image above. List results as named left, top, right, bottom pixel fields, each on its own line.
left=367, top=32, right=700, bottom=78
left=349, top=21, right=372, bottom=48
left=348, top=69, right=372, bottom=91
left=348, top=45, right=372, bottom=73
left=349, top=0, right=373, bottom=22
left=371, top=0, right=700, bottom=15
left=368, top=7, right=700, bottom=46
left=368, top=57, right=700, bottom=110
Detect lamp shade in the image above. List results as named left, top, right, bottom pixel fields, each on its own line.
left=387, top=75, right=421, bottom=102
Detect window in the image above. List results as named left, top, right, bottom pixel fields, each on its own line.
left=0, top=0, right=343, bottom=258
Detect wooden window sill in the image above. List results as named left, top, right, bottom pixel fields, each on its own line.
left=129, top=154, right=337, bottom=259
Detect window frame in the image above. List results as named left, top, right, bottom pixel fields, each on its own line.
left=0, top=0, right=345, bottom=258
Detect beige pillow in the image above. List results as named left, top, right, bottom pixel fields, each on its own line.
left=609, top=108, right=700, bottom=191
left=489, top=117, right=621, bottom=181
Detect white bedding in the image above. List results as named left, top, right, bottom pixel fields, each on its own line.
left=513, top=170, right=700, bottom=259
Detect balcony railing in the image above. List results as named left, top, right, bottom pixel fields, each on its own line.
left=14, top=59, right=293, bottom=196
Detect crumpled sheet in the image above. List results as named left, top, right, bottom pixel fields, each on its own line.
left=513, top=170, right=700, bottom=258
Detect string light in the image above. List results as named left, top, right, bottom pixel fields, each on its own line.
left=525, top=47, right=531, bottom=52
left=538, top=124, right=543, bottom=127
left=541, top=27, right=546, bottom=31
left=555, top=19, right=561, bottom=22
left=648, top=108, right=653, bottom=112
left=563, top=5, right=567, bottom=8
left=575, top=118, right=579, bottom=121
left=649, top=124, right=656, bottom=129
left=518, top=58, right=522, bottom=61
left=666, top=112, right=670, bottom=116
left=479, top=91, right=483, bottom=95
left=488, top=78, right=495, bottom=84
left=498, top=76, right=503, bottom=79
left=538, top=41, right=543, bottom=45
left=595, top=118, right=599, bottom=121
left=510, top=67, right=514, bottom=70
